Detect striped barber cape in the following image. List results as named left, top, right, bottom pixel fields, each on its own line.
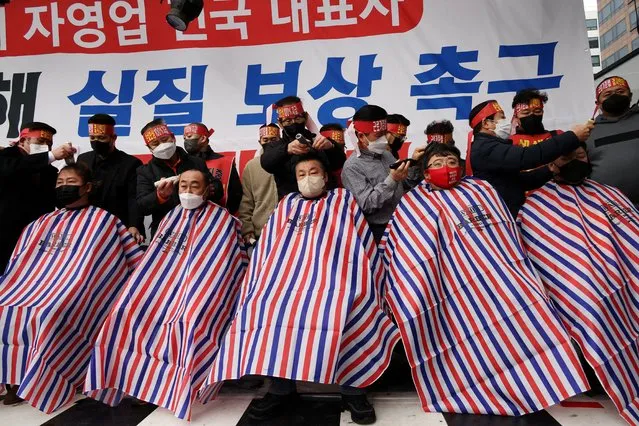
left=202, top=189, right=400, bottom=395
left=518, top=179, right=639, bottom=425
left=0, top=206, right=142, bottom=413
left=85, top=201, right=247, bottom=421
left=382, top=177, right=588, bottom=417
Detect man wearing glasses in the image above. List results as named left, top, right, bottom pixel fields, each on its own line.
left=261, top=96, right=346, bottom=199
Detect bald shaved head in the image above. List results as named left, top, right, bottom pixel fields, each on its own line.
left=178, top=169, right=209, bottom=197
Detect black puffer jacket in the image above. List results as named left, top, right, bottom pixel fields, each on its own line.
left=470, top=131, right=580, bottom=216
left=136, top=147, right=220, bottom=236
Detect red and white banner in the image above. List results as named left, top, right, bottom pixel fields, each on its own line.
left=0, top=0, right=595, bottom=173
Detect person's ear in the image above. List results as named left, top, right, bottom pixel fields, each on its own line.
left=200, top=135, right=207, bottom=144
left=424, top=170, right=431, bottom=182
left=111, top=135, right=118, bottom=144
left=85, top=182, right=93, bottom=195
left=323, top=171, right=329, bottom=183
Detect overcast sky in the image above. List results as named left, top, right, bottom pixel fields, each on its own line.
left=583, top=0, right=597, bottom=11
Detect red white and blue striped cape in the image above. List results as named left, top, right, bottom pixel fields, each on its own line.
left=0, top=206, right=141, bottom=413
left=382, top=177, right=588, bottom=416
left=85, top=201, right=247, bottom=421
left=518, top=179, right=639, bottom=425
left=202, top=189, right=399, bottom=396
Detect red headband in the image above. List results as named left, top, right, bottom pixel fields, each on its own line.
left=427, top=133, right=453, bottom=144
left=320, top=130, right=345, bottom=143
left=513, top=98, right=544, bottom=116
left=143, top=124, right=173, bottom=145
left=596, top=77, right=630, bottom=100
left=353, top=119, right=387, bottom=133
left=184, top=123, right=214, bottom=138
left=276, top=102, right=305, bottom=119
left=470, top=102, right=503, bottom=128
left=259, top=126, right=280, bottom=138
left=88, top=123, right=115, bottom=136
left=387, top=123, right=407, bottom=135
left=20, top=128, right=54, bottom=142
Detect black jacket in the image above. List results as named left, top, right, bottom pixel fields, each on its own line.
left=261, top=129, right=347, bottom=199
left=470, top=131, right=581, bottom=216
left=195, top=146, right=242, bottom=214
left=136, top=147, right=220, bottom=236
left=0, top=147, right=57, bottom=270
left=78, top=149, right=143, bottom=232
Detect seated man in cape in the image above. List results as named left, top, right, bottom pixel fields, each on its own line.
left=382, top=143, right=589, bottom=417
left=0, top=163, right=142, bottom=411
left=85, top=169, right=247, bottom=421
left=517, top=144, right=639, bottom=425
left=203, top=153, right=400, bottom=425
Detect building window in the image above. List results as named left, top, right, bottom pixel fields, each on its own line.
left=586, top=18, right=598, bottom=31
left=599, top=0, right=625, bottom=25
left=589, top=36, right=600, bottom=49
left=601, top=19, right=627, bottom=50
left=633, top=37, right=639, bottom=52
left=602, top=46, right=628, bottom=68
left=631, top=9, right=638, bottom=31
left=592, top=55, right=601, bottom=67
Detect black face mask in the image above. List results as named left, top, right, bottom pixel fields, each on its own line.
left=56, top=185, right=83, bottom=208
left=284, top=123, right=307, bottom=138
left=91, top=141, right=112, bottom=157
left=184, top=138, right=201, bottom=155
left=557, top=159, right=592, bottom=185
left=602, top=94, right=631, bottom=116
left=519, top=115, right=546, bottom=135
left=389, top=136, right=405, bottom=153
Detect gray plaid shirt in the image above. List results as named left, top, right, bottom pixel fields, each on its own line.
left=341, top=150, right=421, bottom=225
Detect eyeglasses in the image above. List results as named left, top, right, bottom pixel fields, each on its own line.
left=280, top=115, right=306, bottom=126
left=427, top=158, right=459, bottom=169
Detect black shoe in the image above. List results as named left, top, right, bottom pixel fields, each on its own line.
left=247, top=392, right=295, bottom=421
left=3, top=385, right=24, bottom=406
left=342, top=394, right=376, bottom=425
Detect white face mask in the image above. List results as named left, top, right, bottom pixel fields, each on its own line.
left=494, top=119, right=512, bottom=139
left=179, top=192, right=205, bottom=210
left=29, top=143, right=50, bottom=155
left=366, top=136, right=388, bottom=154
left=297, top=175, right=325, bottom=199
left=152, top=142, right=177, bottom=160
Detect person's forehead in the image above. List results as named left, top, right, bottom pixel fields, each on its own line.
left=602, top=85, right=629, bottom=94
left=180, top=171, right=204, bottom=182
left=58, top=170, right=79, bottom=179
left=428, top=154, right=458, bottom=163
left=296, top=160, right=322, bottom=171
